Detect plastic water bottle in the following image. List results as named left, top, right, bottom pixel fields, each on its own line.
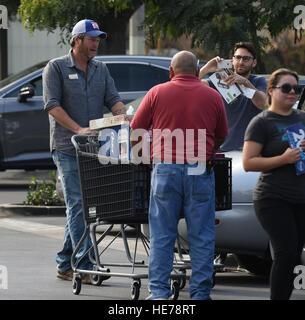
left=126, top=105, right=134, bottom=115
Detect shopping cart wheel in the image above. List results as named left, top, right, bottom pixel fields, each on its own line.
left=131, top=280, right=141, bottom=300
left=72, top=274, right=82, bottom=295
left=178, top=275, right=186, bottom=290
left=90, top=266, right=111, bottom=286
left=90, top=273, right=111, bottom=286
left=211, top=271, right=216, bottom=288
left=177, top=269, right=187, bottom=289
left=170, top=280, right=180, bottom=300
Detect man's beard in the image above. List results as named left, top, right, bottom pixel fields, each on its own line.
left=78, top=43, right=95, bottom=61
left=235, top=65, right=252, bottom=77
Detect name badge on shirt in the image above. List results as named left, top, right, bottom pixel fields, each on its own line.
left=69, top=73, right=78, bottom=80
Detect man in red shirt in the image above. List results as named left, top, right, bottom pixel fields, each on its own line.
left=130, top=50, right=228, bottom=300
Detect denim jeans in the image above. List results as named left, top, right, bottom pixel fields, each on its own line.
left=148, top=163, right=215, bottom=299
left=52, top=150, right=93, bottom=272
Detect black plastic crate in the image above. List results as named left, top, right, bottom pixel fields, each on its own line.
left=213, top=157, right=232, bottom=211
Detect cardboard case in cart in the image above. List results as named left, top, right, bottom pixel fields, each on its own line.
left=90, top=115, right=132, bottom=162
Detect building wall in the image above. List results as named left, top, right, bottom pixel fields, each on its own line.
left=129, top=4, right=145, bottom=55
left=7, top=20, right=70, bottom=76
left=7, top=7, right=146, bottom=76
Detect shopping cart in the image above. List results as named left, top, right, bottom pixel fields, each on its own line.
left=71, top=134, right=183, bottom=300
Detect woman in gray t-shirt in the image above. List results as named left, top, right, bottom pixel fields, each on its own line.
left=243, top=68, right=305, bottom=300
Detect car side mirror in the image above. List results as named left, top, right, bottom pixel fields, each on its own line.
left=18, top=85, right=35, bottom=103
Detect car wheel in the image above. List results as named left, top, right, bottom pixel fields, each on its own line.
left=234, top=254, right=272, bottom=276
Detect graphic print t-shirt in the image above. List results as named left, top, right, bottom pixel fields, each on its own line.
left=244, top=109, right=305, bottom=202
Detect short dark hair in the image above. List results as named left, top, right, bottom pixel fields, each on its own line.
left=234, top=42, right=256, bottom=59
left=267, top=68, right=299, bottom=105
left=69, top=33, right=86, bottom=47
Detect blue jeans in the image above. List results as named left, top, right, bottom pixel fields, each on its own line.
left=149, top=163, right=215, bottom=300
left=52, top=150, right=93, bottom=272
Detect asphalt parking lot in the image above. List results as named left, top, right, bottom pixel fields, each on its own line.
left=0, top=169, right=304, bottom=304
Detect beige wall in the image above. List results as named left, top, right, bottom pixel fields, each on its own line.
left=7, top=20, right=70, bottom=75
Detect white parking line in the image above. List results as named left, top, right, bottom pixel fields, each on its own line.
left=0, top=218, right=148, bottom=255
left=0, top=218, right=65, bottom=239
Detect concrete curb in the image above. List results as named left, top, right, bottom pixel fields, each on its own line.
left=0, top=170, right=54, bottom=189
left=0, top=180, right=53, bottom=189
left=0, top=203, right=66, bottom=217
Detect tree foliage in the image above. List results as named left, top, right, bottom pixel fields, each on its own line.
left=143, top=0, right=304, bottom=73
left=18, top=0, right=142, bottom=53
left=5, top=1, right=305, bottom=70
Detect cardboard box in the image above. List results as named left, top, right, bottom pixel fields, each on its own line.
left=89, top=114, right=132, bottom=130
left=98, top=123, right=131, bottom=162
left=91, top=115, right=132, bottom=162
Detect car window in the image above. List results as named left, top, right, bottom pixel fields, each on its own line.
left=0, top=61, right=47, bottom=89
left=4, top=77, right=43, bottom=98
left=106, top=63, right=170, bottom=92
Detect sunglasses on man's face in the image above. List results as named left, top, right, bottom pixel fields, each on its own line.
left=272, top=83, right=303, bottom=95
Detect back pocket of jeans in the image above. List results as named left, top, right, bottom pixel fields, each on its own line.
left=192, top=174, right=211, bottom=202
left=152, top=168, right=175, bottom=200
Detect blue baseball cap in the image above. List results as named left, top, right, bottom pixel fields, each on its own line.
left=72, top=19, right=107, bottom=39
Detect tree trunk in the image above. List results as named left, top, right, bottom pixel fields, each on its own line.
left=248, top=17, right=267, bottom=74
left=98, top=9, right=138, bottom=55
left=255, top=50, right=267, bottom=74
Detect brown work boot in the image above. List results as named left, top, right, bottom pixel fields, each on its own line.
left=57, top=269, right=73, bottom=281
left=81, top=274, right=92, bottom=285
left=57, top=269, right=92, bottom=284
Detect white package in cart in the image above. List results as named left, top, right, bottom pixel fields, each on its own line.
left=209, top=70, right=243, bottom=104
